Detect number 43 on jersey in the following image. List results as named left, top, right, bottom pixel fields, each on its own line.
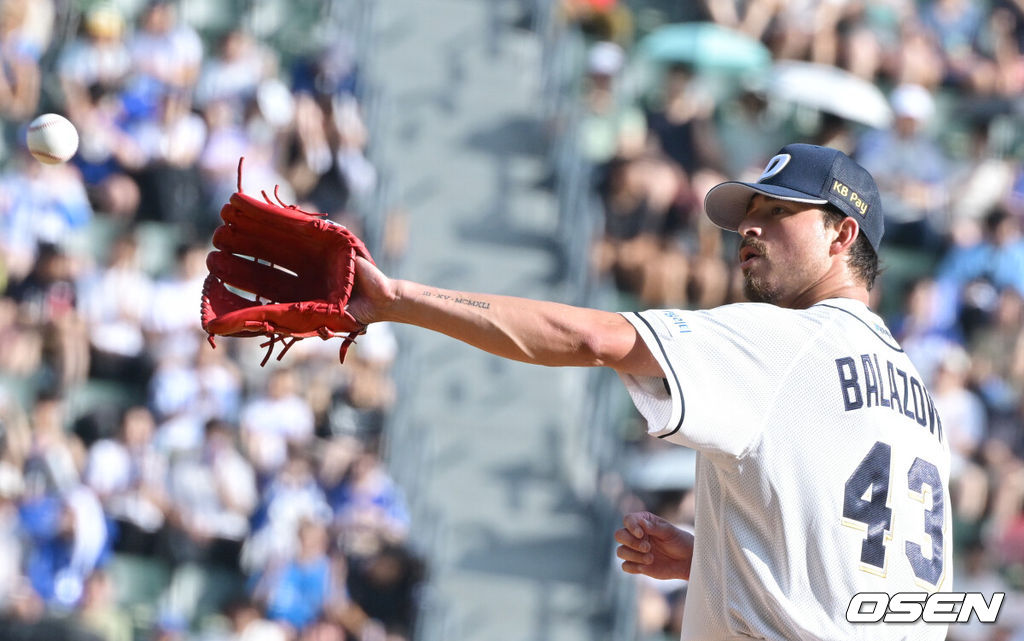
left=842, top=440, right=944, bottom=586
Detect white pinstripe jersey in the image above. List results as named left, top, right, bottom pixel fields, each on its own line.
left=619, top=298, right=952, bottom=641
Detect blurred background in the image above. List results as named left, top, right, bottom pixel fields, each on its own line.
left=0, top=0, right=1022, bottom=640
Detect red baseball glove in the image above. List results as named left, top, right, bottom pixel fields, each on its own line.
left=201, top=159, right=374, bottom=366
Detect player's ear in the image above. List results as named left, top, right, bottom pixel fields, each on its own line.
left=831, top=216, right=859, bottom=256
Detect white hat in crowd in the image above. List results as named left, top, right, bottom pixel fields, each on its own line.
left=587, top=41, right=625, bottom=77
left=890, top=83, right=935, bottom=122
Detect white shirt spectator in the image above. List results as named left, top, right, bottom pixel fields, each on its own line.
left=144, top=246, right=207, bottom=360
left=55, top=485, right=108, bottom=607
left=57, top=36, right=130, bottom=90
left=240, top=461, right=331, bottom=573
left=0, top=461, right=25, bottom=608
left=240, top=370, right=314, bottom=472
left=127, top=5, right=202, bottom=90
left=149, top=351, right=242, bottom=426
left=77, top=246, right=154, bottom=357
left=169, top=436, right=257, bottom=541
left=0, top=162, right=93, bottom=278
left=85, top=434, right=167, bottom=533
left=149, top=359, right=200, bottom=420
left=194, top=30, right=274, bottom=107
left=155, top=412, right=205, bottom=454
left=131, top=101, right=208, bottom=166
left=84, top=438, right=131, bottom=496
left=931, top=349, right=987, bottom=478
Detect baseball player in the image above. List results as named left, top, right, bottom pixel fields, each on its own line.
left=346, top=143, right=952, bottom=640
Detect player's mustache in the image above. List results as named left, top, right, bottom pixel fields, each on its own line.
left=739, top=237, right=767, bottom=259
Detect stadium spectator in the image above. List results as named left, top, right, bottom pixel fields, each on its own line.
left=644, top=63, right=722, bottom=181
left=20, top=480, right=108, bottom=609
left=939, top=206, right=1024, bottom=300
left=968, top=287, right=1024, bottom=423
left=0, top=448, right=26, bottom=612
left=329, top=444, right=410, bottom=558
left=57, top=5, right=132, bottom=115
left=280, top=92, right=345, bottom=211
left=330, top=94, right=377, bottom=213
left=125, top=0, right=202, bottom=109
left=0, top=154, right=93, bottom=281
left=5, top=242, right=89, bottom=389
left=164, top=419, right=256, bottom=567
left=74, top=569, right=132, bottom=641
left=920, top=0, right=987, bottom=88
left=345, top=543, right=423, bottom=641
left=194, top=30, right=277, bottom=110
left=255, top=518, right=336, bottom=632
left=66, top=84, right=145, bottom=220
left=242, top=448, right=331, bottom=574
left=76, top=232, right=154, bottom=387
left=890, top=277, right=963, bottom=385
left=239, top=368, right=315, bottom=476
left=856, top=83, right=950, bottom=250
left=0, top=0, right=43, bottom=124
left=578, top=41, right=646, bottom=170
left=143, top=242, right=210, bottom=360
left=892, top=19, right=946, bottom=89
left=84, top=406, right=167, bottom=556
left=131, top=90, right=207, bottom=230
left=208, top=597, right=288, bottom=641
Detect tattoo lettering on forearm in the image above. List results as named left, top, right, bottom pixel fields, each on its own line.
left=421, top=290, right=491, bottom=309
left=454, top=297, right=490, bottom=309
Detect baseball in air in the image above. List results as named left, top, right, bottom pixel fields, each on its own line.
left=26, top=113, right=79, bottom=165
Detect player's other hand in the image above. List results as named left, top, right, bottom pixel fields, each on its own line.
left=615, top=511, right=694, bottom=580
left=348, top=257, right=398, bottom=325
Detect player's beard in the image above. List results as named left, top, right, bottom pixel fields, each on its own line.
left=739, top=238, right=779, bottom=304
left=742, top=272, right=779, bottom=304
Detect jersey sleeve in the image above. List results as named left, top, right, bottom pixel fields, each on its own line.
left=617, top=304, right=816, bottom=457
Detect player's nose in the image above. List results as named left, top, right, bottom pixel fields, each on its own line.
left=737, top=215, right=762, bottom=238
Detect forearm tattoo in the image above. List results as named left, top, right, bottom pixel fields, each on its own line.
left=421, top=290, right=491, bottom=310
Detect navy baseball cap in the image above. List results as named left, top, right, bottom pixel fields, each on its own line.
left=704, top=143, right=884, bottom=253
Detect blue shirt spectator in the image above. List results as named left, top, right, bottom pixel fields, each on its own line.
left=259, top=520, right=337, bottom=631
left=937, top=208, right=1024, bottom=297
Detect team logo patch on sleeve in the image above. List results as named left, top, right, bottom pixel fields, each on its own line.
left=653, top=310, right=692, bottom=338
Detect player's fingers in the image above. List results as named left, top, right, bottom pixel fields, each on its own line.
left=622, top=512, right=651, bottom=539
left=354, top=256, right=385, bottom=284
left=639, top=513, right=682, bottom=540
left=613, top=527, right=650, bottom=552
left=619, top=561, right=645, bottom=575
left=625, top=511, right=680, bottom=541
left=616, top=545, right=653, bottom=566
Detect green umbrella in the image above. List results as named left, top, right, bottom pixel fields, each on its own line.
left=636, top=22, right=772, bottom=73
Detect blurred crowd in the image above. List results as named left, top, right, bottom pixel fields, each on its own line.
left=563, top=0, right=1024, bottom=639
left=3, top=0, right=1024, bottom=639
left=0, top=1, right=419, bottom=641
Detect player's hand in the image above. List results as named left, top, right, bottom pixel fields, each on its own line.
left=614, top=511, right=694, bottom=580
left=347, top=256, right=399, bottom=325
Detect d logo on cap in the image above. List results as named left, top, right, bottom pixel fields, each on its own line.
left=758, top=154, right=791, bottom=182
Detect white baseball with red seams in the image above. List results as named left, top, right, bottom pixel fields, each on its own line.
left=26, top=113, right=79, bottom=165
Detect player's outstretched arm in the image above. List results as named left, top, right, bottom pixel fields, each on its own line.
left=614, top=511, right=694, bottom=580
left=348, top=258, right=662, bottom=376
